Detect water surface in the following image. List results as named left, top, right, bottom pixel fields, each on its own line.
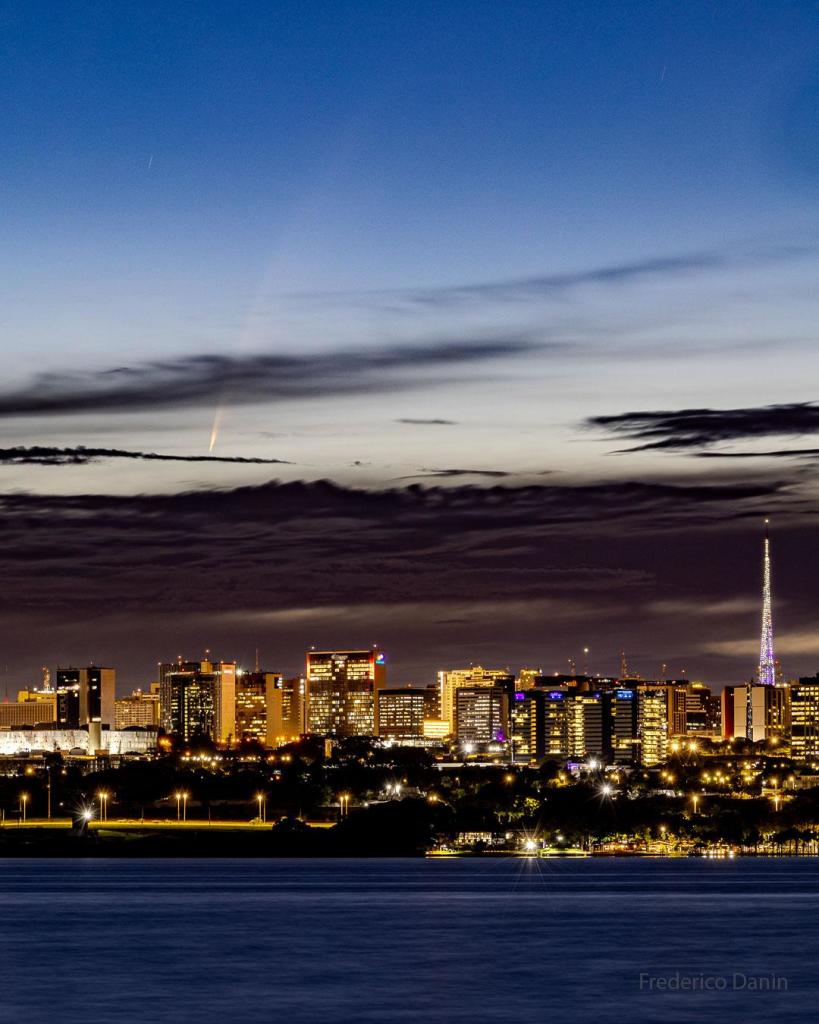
left=0, top=857, right=814, bottom=1023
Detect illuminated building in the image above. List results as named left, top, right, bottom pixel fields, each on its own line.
left=454, top=686, right=509, bottom=750
left=790, top=676, right=819, bottom=761
left=159, top=658, right=236, bottom=743
left=516, top=668, right=543, bottom=691
left=638, top=689, right=669, bottom=766
left=422, top=719, right=450, bottom=740
left=746, top=682, right=788, bottom=744
left=56, top=666, right=116, bottom=727
left=114, top=686, right=160, bottom=729
left=234, top=670, right=281, bottom=744
left=566, top=693, right=609, bottom=760
left=510, top=690, right=543, bottom=763
left=268, top=676, right=306, bottom=744
left=0, top=688, right=58, bottom=728
left=377, top=687, right=436, bottom=742
left=685, top=682, right=721, bottom=736
left=437, top=666, right=514, bottom=732
left=721, top=684, right=745, bottom=740
left=306, top=649, right=386, bottom=737
left=610, top=688, right=639, bottom=765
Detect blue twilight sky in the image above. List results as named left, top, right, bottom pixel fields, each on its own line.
left=2, top=2, right=819, bottom=683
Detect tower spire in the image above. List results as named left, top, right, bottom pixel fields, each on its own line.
left=758, top=519, right=776, bottom=686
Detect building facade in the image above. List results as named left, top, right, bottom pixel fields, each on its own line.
left=306, top=650, right=386, bottom=737
left=159, top=659, right=237, bottom=743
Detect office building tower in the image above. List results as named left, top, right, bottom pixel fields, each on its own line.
left=566, top=692, right=609, bottom=760
left=685, top=683, right=721, bottom=736
left=55, top=666, right=115, bottom=727
left=638, top=689, right=669, bottom=766
left=306, top=649, right=386, bottom=737
left=159, top=658, right=236, bottom=743
left=511, top=690, right=543, bottom=763
left=746, top=682, right=788, bottom=744
left=235, top=670, right=281, bottom=744
left=790, top=676, right=819, bottom=762
left=268, top=676, right=306, bottom=745
left=377, top=687, right=430, bottom=742
left=454, top=686, right=509, bottom=750
left=437, top=666, right=514, bottom=733
left=114, top=686, right=160, bottom=729
left=610, top=688, right=639, bottom=765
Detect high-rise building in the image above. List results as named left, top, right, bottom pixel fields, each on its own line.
left=454, top=686, right=509, bottom=750
left=114, top=686, right=160, bottom=729
left=638, top=689, right=669, bottom=766
left=306, top=649, right=386, bottom=737
left=159, top=659, right=236, bottom=743
left=610, top=688, right=639, bottom=765
left=268, top=676, right=306, bottom=745
left=511, top=690, right=543, bottom=763
left=437, top=666, right=514, bottom=732
left=55, top=667, right=115, bottom=727
left=790, top=676, right=819, bottom=762
left=685, top=683, right=720, bottom=736
left=566, top=693, right=609, bottom=760
left=234, top=670, right=281, bottom=744
left=377, top=687, right=436, bottom=743
left=746, top=683, right=788, bottom=744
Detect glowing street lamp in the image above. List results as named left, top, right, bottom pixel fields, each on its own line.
left=19, top=792, right=28, bottom=824
left=339, top=793, right=350, bottom=818
left=97, top=790, right=109, bottom=822
left=175, top=791, right=182, bottom=821
left=691, top=794, right=700, bottom=814
left=182, top=790, right=189, bottom=821
left=256, top=792, right=266, bottom=823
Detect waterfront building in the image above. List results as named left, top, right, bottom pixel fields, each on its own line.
left=611, top=688, right=640, bottom=765
left=566, top=693, right=609, bottom=760
left=638, top=689, right=669, bottom=766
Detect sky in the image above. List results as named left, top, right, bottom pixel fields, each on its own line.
left=1, top=1, right=819, bottom=690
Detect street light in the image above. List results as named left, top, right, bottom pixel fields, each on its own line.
left=339, top=793, right=350, bottom=819
left=19, top=792, right=28, bottom=824
left=182, top=790, right=189, bottom=821
left=256, top=792, right=266, bottom=823
left=97, top=790, right=109, bottom=822
left=175, top=790, right=182, bottom=821
left=691, top=794, right=700, bottom=814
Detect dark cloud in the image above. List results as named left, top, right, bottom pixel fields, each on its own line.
left=397, top=468, right=513, bottom=479
left=0, top=339, right=535, bottom=419
left=396, top=418, right=457, bottom=426
left=0, top=445, right=290, bottom=466
left=696, top=448, right=819, bottom=460
left=0, top=473, right=807, bottom=686
left=589, top=402, right=819, bottom=452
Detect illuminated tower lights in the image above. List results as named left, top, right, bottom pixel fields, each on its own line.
left=758, top=520, right=776, bottom=687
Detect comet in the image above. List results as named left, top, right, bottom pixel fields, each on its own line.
left=209, top=408, right=224, bottom=452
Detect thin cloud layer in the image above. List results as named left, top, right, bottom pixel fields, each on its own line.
left=590, top=402, right=819, bottom=452
left=0, top=446, right=290, bottom=466
left=0, top=339, right=535, bottom=419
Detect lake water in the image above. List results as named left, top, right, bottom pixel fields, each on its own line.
left=0, top=857, right=814, bottom=1023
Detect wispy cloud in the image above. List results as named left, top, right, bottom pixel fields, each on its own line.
left=396, top=418, right=457, bottom=426
left=0, top=339, right=535, bottom=419
left=0, top=446, right=291, bottom=467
